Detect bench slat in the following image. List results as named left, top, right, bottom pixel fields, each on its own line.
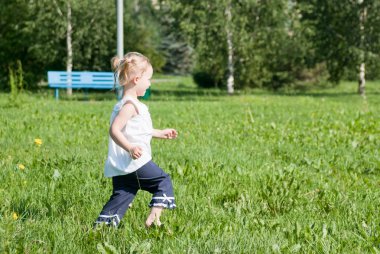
left=49, top=84, right=114, bottom=88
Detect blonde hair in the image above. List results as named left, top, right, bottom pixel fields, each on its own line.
left=111, top=52, right=151, bottom=88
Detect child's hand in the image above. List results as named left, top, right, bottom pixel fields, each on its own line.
left=129, top=146, right=142, bottom=159
left=161, top=129, right=178, bottom=139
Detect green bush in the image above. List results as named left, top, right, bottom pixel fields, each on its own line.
left=192, top=71, right=220, bottom=89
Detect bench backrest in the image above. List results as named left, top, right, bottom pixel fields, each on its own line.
left=48, top=71, right=117, bottom=89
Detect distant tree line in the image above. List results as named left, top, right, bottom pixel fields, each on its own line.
left=1, top=0, right=380, bottom=95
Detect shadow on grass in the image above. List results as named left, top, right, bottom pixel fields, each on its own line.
left=274, top=90, right=380, bottom=99
left=272, top=82, right=380, bottom=98
left=42, top=87, right=228, bottom=102
left=20, top=84, right=380, bottom=102
left=147, top=88, right=228, bottom=101
left=275, top=91, right=357, bottom=98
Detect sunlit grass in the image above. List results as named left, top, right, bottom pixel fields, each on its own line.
left=0, top=80, right=379, bottom=253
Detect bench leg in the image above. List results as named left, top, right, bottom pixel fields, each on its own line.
left=55, top=89, right=59, bottom=100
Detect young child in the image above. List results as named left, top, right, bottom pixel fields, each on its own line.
left=94, top=52, right=177, bottom=228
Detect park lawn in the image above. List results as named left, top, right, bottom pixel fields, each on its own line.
left=0, top=79, right=379, bottom=253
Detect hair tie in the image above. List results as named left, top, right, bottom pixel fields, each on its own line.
left=119, top=59, right=132, bottom=66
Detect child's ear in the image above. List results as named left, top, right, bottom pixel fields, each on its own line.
left=132, top=76, right=139, bottom=84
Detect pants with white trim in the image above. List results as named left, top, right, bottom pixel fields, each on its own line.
left=94, top=161, right=176, bottom=227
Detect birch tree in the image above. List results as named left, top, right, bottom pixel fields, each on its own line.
left=66, top=1, right=73, bottom=96
left=225, top=1, right=235, bottom=94
left=161, top=0, right=236, bottom=92
left=0, top=0, right=164, bottom=90
left=358, top=0, right=366, bottom=98
left=53, top=0, right=72, bottom=95
left=161, top=0, right=310, bottom=90
left=298, top=0, right=380, bottom=93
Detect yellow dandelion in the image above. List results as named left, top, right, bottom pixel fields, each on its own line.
left=34, top=138, right=43, bottom=146
left=12, top=212, right=19, bottom=220
left=18, top=164, right=25, bottom=170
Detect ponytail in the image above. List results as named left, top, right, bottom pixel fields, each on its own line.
left=111, top=56, right=121, bottom=71
left=111, top=52, right=151, bottom=89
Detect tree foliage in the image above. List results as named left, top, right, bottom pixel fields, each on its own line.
left=299, top=0, right=380, bottom=82
left=161, top=0, right=319, bottom=90
left=0, top=0, right=164, bottom=90
left=1, top=0, right=380, bottom=91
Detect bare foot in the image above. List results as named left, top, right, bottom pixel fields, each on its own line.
left=145, top=219, right=162, bottom=228
left=145, top=214, right=156, bottom=228
left=145, top=207, right=163, bottom=228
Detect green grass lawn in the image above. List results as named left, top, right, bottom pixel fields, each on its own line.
left=0, top=79, right=379, bottom=253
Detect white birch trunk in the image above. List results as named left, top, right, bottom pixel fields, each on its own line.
left=151, top=0, right=159, bottom=10
left=225, top=2, right=234, bottom=95
left=359, top=62, right=365, bottom=97
left=66, top=0, right=73, bottom=96
left=358, top=0, right=366, bottom=98
left=134, top=0, right=140, bottom=13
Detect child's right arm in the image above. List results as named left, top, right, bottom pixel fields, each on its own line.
left=109, top=102, right=142, bottom=159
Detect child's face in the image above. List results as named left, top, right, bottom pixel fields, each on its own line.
left=136, top=65, right=153, bottom=96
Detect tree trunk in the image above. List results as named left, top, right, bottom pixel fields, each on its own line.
left=66, top=0, right=73, bottom=96
left=358, top=63, right=365, bottom=96
left=358, top=1, right=366, bottom=98
left=225, top=2, right=234, bottom=95
left=134, top=0, right=140, bottom=13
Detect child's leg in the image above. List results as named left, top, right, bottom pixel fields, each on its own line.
left=135, top=161, right=176, bottom=227
left=94, top=174, right=138, bottom=227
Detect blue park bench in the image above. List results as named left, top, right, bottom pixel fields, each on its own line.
left=47, top=71, right=151, bottom=100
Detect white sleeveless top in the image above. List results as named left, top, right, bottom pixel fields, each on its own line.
left=104, top=96, right=153, bottom=177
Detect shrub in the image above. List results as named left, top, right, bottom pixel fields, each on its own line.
left=192, top=71, right=221, bottom=89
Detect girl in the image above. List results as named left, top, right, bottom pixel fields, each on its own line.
left=94, top=52, right=177, bottom=228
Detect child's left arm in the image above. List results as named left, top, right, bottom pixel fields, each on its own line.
left=152, top=128, right=178, bottom=139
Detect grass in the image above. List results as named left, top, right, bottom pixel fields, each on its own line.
left=0, top=78, right=379, bottom=253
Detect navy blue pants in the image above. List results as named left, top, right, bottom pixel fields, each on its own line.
left=95, top=161, right=175, bottom=227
